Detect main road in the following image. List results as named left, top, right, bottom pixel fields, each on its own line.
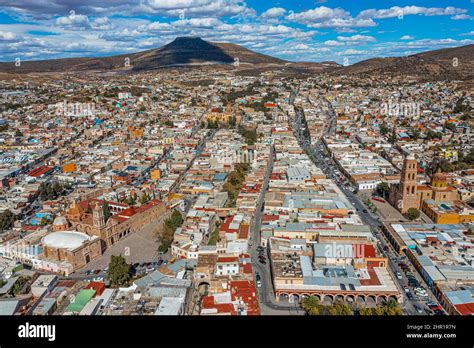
left=248, top=143, right=304, bottom=314
left=290, top=89, right=441, bottom=315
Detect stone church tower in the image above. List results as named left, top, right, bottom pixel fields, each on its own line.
left=92, top=202, right=106, bottom=229
left=389, top=153, right=419, bottom=213
left=398, top=153, right=419, bottom=213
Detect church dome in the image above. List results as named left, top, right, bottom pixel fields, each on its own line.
left=42, top=231, right=92, bottom=251
left=431, top=169, right=447, bottom=188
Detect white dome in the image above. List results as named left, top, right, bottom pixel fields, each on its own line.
left=53, top=215, right=68, bottom=226
left=42, top=231, right=92, bottom=251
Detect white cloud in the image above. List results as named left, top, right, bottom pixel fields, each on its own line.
left=261, top=7, right=286, bottom=19
left=451, top=14, right=474, bottom=20
left=289, top=6, right=349, bottom=22
left=307, top=18, right=377, bottom=29
left=324, top=40, right=344, bottom=46
left=400, top=35, right=414, bottom=40
left=0, top=31, right=17, bottom=41
left=358, top=6, right=467, bottom=19
left=337, top=34, right=376, bottom=42
left=141, top=0, right=254, bottom=17
left=340, top=49, right=366, bottom=55
left=55, top=13, right=115, bottom=31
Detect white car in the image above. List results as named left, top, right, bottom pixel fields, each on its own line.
left=256, top=280, right=262, bottom=288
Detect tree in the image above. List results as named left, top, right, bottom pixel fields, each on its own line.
left=158, top=210, right=183, bottom=252
left=376, top=182, right=390, bottom=199
left=0, top=210, right=16, bottom=230
left=107, top=255, right=131, bottom=287
left=102, top=202, right=111, bottom=223
left=327, top=303, right=352, bottom=315
left=140, top=192, right=149, bottom=205
left=301, top=296, right=323, bottom=315
left=358, top=300, right=402, bottom=316
left=379, top=122, right=389, bottom=135
left=407, top=208, right=420, bottom=221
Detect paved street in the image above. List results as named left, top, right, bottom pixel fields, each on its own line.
left=286, top=89, right=442, bottom=315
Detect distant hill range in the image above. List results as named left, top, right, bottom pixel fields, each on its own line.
left=335, top=44, right=474, bottom=81
left=0, top=37, right=293, bottom=73
left=0, top=37, right=472, bottom=81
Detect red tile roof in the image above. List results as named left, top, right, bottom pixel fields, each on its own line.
left=28, top=165, right=54, bottom=178
left=455, top=303, right=474, bottom=316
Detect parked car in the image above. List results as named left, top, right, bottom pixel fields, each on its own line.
left=256, top=280, right=262, bottom=288
left=414, top=305, right=423, bottom=314
left=396, top=272, right=403, bottom=279
left=259, top=259, right=266, bottom=265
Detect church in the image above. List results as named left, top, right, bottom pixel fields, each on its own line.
left=388, top=154, right=458, bottom=214
left=53, top=198, right=167, bottom=251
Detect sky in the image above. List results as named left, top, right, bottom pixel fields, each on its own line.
left=0, top=0, right=473, bottom=64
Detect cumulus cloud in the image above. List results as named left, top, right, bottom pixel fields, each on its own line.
left=0, top=31, right=18, bottom=41
left=288, top=6, right=377, bottom=29
left=260, top=7, right=286, bottom=19
left=357, top=6, right=467, bottom=19
left=400, top=35, right=414, bottom=40
left=336, top=34, right=376, bottom=42
left=55, top=12, right=115, bottom=30
left=340, top=49, right=366, bottom=55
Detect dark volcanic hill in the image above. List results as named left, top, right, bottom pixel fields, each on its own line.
left=0, top=37, right=287, bottom=73
left=335, top=44, right=474, bottom=81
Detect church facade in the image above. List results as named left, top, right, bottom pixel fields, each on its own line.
left=389, top=154, right=458, bottom=214
left=63, top=198, right=167, bottom=250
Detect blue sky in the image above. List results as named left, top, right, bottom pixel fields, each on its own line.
left=0, top=0, right=473, bottom=64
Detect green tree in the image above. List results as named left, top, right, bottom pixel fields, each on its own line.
left=358, top=300, right=402, bottom=315
left=107, top=255, right=131, bottom=287
left=140, top=192, right=149, bottom=205
left=102, top=202, right=111, bottom=223
left=301, top=296, right=323, bottom=315
left=359, top=307, right=376, bottom=315
left=379, top=122, right=389, bottom=135
left=376, top=182, right=390, bottom=199
left=0, top=210, right=16, bottom=230
left=327, top=303, right=353, bottom=315
left=159, top=210, right=184, bottom=251
left=407, top=208, right=420, bottom=221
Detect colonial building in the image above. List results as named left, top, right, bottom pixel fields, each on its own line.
left=389, top=153, right=418, bottom=213
left=41, top=231, right=102, bottom=272
left=389, top=154, right=458, bottom=214
left=64, top=198, right=166, bottom=250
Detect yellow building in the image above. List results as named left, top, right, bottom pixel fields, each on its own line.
left=421, top=199, right=474, bottom=224
left=151, top=169, right=161, bottom=181
left=62, top=163, right=77, bottom=173
left=205, top=112, right=232, bottom=124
